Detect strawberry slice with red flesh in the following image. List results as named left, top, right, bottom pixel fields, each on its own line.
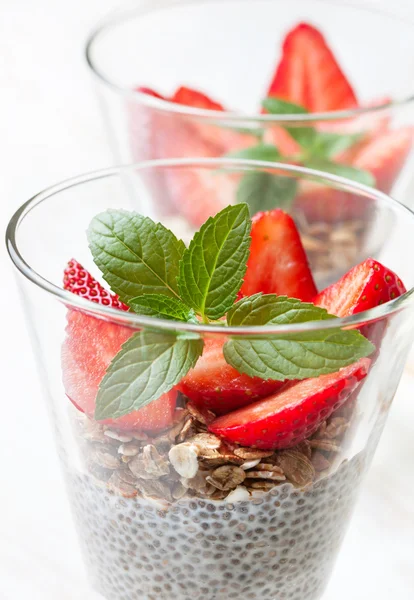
left=179, top=338, right=284, bottom=415
left=62, top=260, right=176, bottom=431
left=239, top=209, right=317, bottom=301
left=313, top=258, right=406, bottom=316
left=171, top=86, right=225, bottom=111
left=267, top=23, right=358, bottom=112
left=353, top=127, right=413, bottom=194
left=314, top=259, right=406, bottom=355
left=209, top=358, right=370, bottom=450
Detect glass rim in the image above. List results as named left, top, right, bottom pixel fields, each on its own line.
left=85, top=0, right=414, bottom=123
left=6, top=157, right=414, bottom=335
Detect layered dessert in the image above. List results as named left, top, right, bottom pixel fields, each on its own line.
left=61, top=202, right=406, bottom=599
left=130, top=22, right=413, bottom=279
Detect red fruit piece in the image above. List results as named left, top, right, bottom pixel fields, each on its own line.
left=62, top=260, right=176, bottom=431
left=313, top=258, right=406, bottom=317
left=179, top=338, right=284, bottom=415
left=353, top=126, right=413, bottom=194
left=171, top=86, right=225, bottom=111
left=240, top=209, right=317, bottom=301
left=63, top=258, right=129, bottom=310
left=131, top=85, right=254, bottom=226
left=267, top=22, right=358, bottom=112
left=209, top=358, right=370, bottom=450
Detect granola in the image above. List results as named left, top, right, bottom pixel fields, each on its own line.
left=74, top=391, right=352, bottom=503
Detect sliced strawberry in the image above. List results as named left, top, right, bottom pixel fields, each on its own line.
left=179, top=338, right=284, bottom=415
left=137, top=86, right=166, bottom=100
left=171, top=86, right=225, bottom=111
left=313, top=258, right=406, bottom=316
left=266, top=23, right=358, bottom=112
left=240, top=209, right=317, bottom=301
left=163, top=165, right=237, bottom=228
left=63, top=259, right=129, bottom=310
left=169, top=85, right=255, bottom=153
left=353, top=126, right=413, bottom=194
left=62, top=260, right=176, bottom=431
left=209, top=358, right=370, bottom=450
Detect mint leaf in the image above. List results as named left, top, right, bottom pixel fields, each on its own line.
left=224, top=294, right=374, bottom=381
left=87, top=210, right=185, bottom=302
left=95, top=331, right=203, bottom=420
left=178, top=204, right=251, bottom=320
left=227, top=294, right=335, bottom=326
left=308, top=131, right=363, bottom=159
left=262, top=97, right=316, bottom=148
left=219, top=124, right=264, bottom=139
left=304, top=159, right=375, bottom=187
left=262, top=97, right=362, bottom=158
left=262, top=97, right=307, bottom=115
left=225, top=144, right=281, bottom=162
left=237, top=171, right=298, bottom=214
left=129, top=294, right=198, bottom=323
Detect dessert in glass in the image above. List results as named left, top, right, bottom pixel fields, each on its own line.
left=6, top=158, right=414, bottom=600
left=86, top=0, right=414, bottom=215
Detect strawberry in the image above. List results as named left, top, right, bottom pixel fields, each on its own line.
left=313, top=258, right=407, bottom=317
left=171, top=86, right=225, bottom=111
left=239, top=209, right=317, bottom=301
left=62, top=260, right=177, bottom=431
left=266, top=23, right=358, bottom=112
left=178, top=338, right=284, bottom=415
left=353, top=126, right=413, bottom=194
left=313, top=258, right=406, bottom=317
left=209, top=358, right=370, bottom=450
left=318, top=96, right=392, bottom=162
left=314, top=259, right=406, bottom=361
left=63, top=259, right=129, bottom=310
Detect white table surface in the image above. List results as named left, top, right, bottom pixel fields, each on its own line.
left=1, top=1, right=414, bottom=599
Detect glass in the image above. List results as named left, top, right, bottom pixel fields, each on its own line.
left=6, top=158, right=414, bottom=600
left=86, top=0, right=414, bottom=212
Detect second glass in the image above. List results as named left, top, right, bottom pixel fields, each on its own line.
left=86, top=0, right=414, bottom=215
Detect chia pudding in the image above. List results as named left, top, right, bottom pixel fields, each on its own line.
left=58, top=196, right=407, bottom=600
left=65, top=398, right=369, bottom=600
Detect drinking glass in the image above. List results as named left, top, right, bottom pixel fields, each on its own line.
left=6, top=158, right=414, bottom=600
left=86, top=0, right=414, bottom=213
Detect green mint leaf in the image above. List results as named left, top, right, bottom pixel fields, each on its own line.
left=226, top=294, right=335, bottom=326
left=307, top=131, right=363, bottom=159
left=95, top=331, right=203, bottom=420
left=262, top=97, right=308, bottom=115
left=262, top=97, right=362, bottom=157
left=178, top=204, right=251, bottom=320
left=225, top=144, right=281, bottom=162
left=87, top=210, right=185, bottom=302
left=262, top=97, right=317, bottom=148
left=224, top=294, right=374, bottom=381
left=304, top=159, right=376, bottom=187
left=129, top=294, right=198, bottom=323
left=237, top=171, right=298, bottom=214
left=219, top=124, right=264, bottom=139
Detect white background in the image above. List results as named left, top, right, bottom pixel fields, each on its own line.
left=1, top=1, right=414, bottom=599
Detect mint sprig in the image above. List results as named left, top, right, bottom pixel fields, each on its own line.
left=88, top=206, right=374, bottom=419
left=178, top=204, right=251, bottom=321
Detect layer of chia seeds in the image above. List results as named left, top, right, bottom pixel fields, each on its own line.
left=63, top=395, right=367, bottom=600
left=66, top=451, right=366, bottom=600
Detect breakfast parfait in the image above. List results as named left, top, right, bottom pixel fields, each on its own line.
left=129, top=22, right=413, bottom=281
left=61, top=190, right=406, bottom=599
